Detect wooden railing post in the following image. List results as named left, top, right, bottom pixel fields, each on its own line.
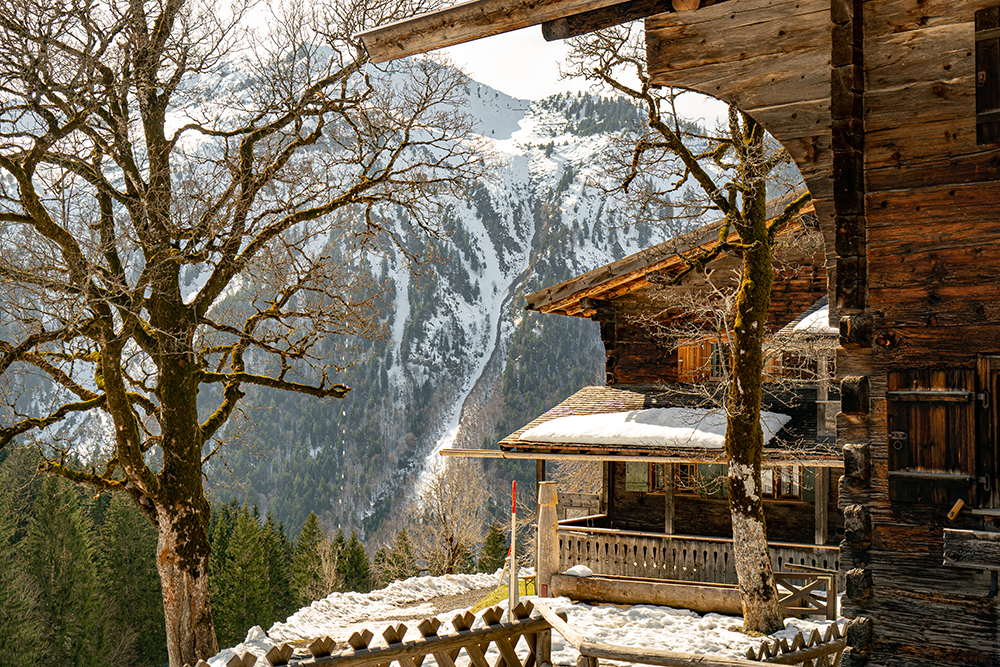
left=537, top=482, right=559, bottom=597
left=536, top=628, right=552, bottom=667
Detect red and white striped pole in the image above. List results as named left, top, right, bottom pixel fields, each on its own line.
left=508, top=480, right=518, bottom=615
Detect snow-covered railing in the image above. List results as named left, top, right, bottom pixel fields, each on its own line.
left=192, top=601, right=554, bottom=667
left=532, top=600, right=846, bottom=667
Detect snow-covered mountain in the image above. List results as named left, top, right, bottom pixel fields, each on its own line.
left=1, top=52, right=681, bottom=539
left=207, top=74, right=682, bottom=539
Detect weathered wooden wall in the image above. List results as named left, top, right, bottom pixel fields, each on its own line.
left=840, top=2, right=1000, bottom=665
left=646, top=0, right=1000, bottom=664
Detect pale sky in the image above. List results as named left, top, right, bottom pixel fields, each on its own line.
left=440, top=27, right=586, bottom=100
left=439, top=26, right=728, bottom=125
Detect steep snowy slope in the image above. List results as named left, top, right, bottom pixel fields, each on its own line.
left=207, top=76, right=684, bottom=539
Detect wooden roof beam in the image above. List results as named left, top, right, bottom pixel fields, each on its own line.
left=440, top=448, right=843, bottom=467
left=541, top=0, right=727, bottom=41
left=357, top=0, right=724, bottom=64
left=358, top=0, right=633, bottom=63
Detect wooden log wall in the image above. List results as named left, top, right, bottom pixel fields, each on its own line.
left=645, top=0, right=1000, bottom=664
left=840, top=2, right=1000, bottom=666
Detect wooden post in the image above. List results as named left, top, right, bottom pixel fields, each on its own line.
left=601, top=462, right=613, bottom=516
left=536, top=459, right=546, bottom=500
left=815, top=467, right=829, bottom=545
left=536, top=629, right=552, bottom=667
left=664, top=466, right=675, bottom=535
left=537, top=482, right=559, bottom=598
left=509, top=480, right=518, bottom=616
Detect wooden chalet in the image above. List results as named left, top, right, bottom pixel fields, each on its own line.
left=361, top=0, right=1000, bottom=664
left=476, top=211, right=843, bottom=586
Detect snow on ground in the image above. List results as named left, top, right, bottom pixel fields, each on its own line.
left=209, top=572, right=843, bottom=667
left=519, top=408, right=792, bottom=448
left=271, top=572, right=500, bottom=642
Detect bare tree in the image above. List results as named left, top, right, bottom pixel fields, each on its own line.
left=410, top=459, right=487, bottom=575
left=0, top=0, right=486, bottom=662
left=566, top=23, right=812, bottom=633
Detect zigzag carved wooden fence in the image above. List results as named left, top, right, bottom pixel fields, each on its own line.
left=189, top=599, right=844, bottom=667
left=188, top=601, right=552, bottom=667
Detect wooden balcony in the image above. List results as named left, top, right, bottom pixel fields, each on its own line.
left=556, top=521, right=841, bottom=586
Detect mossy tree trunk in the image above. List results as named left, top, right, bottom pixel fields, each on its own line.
left=724, top=116, right=783, bottom=633
left=562, top=31, right=811, bottom=632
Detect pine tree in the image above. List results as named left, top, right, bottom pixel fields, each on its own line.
left=212, top=508, right=272, bottom=649
left=0, top=446, right=43, bottom=543
left=0, top=485, right=43, bottom=667
left=291, top=512, right=325, bottom=604
left=332, top=527, right=346, bottom=559
left=262, top=513, right=296, bottom=624
left=20, top=476, right=115, bottom=667
left=478, top=522, right=508, bottom=574
left=97, top=493, right=166, bottom=666
left=372, top=546, right=392, bottom=589
left=208, top=500, right=239, bottom=580
left=339, top=531, right=371, bottom=593
left=390, top=528, right=419, bottom=580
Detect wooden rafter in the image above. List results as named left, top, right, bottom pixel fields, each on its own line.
left=542, top=0, right=728, bottom=41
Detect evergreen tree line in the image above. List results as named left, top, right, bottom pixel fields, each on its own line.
left=0, top=447, right=166, bottom=667
left=0, top=446, right=514, bottom=664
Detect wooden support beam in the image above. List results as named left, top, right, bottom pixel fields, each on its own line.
left=602, top=461, right=613, bottom=516
left=814, top=467, right=829, bottom=545
left=536, top=458, right=546, bottom=501
left=550, top=574, right=744, bottom=615
left=358, top=0, right=637, bottom=63
left=664, top=469, right=675, bottom=535
left=542, top=0, right=673, bottom=41
left=537, top=482, right=559, bottom=597
left=439, top=448, right=844, bottom=467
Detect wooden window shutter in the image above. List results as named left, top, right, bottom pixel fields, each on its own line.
left=977, top=6, right=1000, bottom=144
left=887, top=370, right=976, bottom=504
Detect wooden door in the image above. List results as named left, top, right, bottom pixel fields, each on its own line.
left=886, top=370, right=976, bottom=504
left=977, top=357, right=1000, bottom=508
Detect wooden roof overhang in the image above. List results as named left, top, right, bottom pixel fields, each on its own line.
left=356, top=0, right=732, bottom=64
left=525, top=200, right=816, bottom=319
left=447, top=384, right=842, bottom=467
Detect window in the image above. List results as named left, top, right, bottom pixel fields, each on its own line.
left=977, top=6, right=1000, bottom=145
left=761, top=466, right=801, bottom=500
left=886, top=369, right=976, bottom=505
left=649, top=463, right=699, bottom=494
left=709, top=341, right=728, bottom=380
left=650, top=462, right=667, bottom=491
left=676, top=463, right=699, bottom=494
